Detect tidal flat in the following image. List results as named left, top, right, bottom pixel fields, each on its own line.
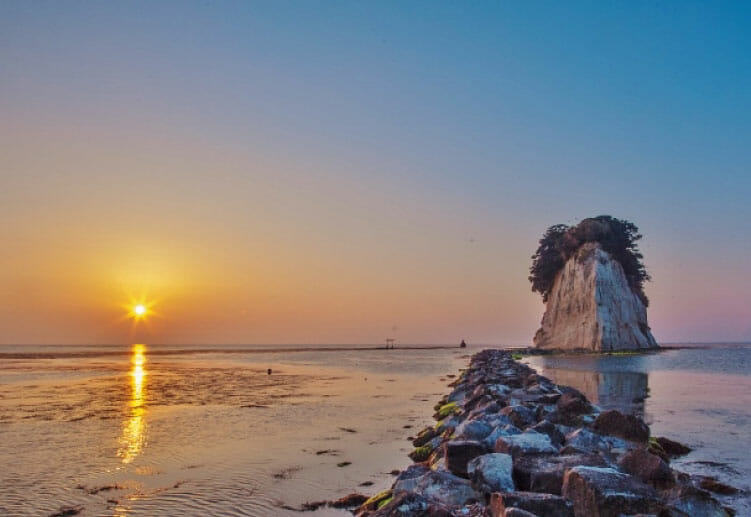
left=0, top=344, right=468, bottom=516
left=1, top=343, right=749, bottom=515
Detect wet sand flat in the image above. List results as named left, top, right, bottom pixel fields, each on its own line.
left=0, top=345, right=469, bottom=516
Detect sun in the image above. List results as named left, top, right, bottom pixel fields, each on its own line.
left=122, top=297, right=157, bottom=324
left=128, top=302, right=152, bottom=320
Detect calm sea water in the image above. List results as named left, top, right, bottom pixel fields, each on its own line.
left=0, top=344, right=468, bottom=516
left=524, top=343, right=751, bottom=514
left=1, top=343, right=749, bottom=515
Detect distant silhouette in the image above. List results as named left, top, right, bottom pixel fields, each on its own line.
left=385, top=338, right=395, bottom=349
left=267, top=368, right=272, bottom=375
left=460, top=340, right=467, bottom=348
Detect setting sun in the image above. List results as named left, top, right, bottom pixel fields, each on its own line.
left=134, top=304, right=146, bottom=316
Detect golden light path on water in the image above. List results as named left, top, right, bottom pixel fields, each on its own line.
left=118, top=344, right=147, bottom=464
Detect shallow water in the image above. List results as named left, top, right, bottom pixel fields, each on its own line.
left=3, top=343, right=749, bottom=516
left=0, top=344, right=469, bottom=516
left=523, top=343, right=751, bottom=515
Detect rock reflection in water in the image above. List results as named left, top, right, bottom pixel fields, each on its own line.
left=118, top=344, right=147, bottom=464
left=528, top=356, right=649, bottom=416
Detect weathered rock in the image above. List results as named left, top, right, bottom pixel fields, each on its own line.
left=662, top=484, right=730, bottom=517
left=495, top=430, right=558, bottom=457
left=563, top=428, right=625, bottom=454
left=529, top=420, right=565, bottom=447
left=467, top=453, right=515, bottom=495
left=393, top=464, right=432, bottom=493
left=330, top=493, right=369, bottom=508
left=502, top=509, right=538, bottom=517
left=533, top=242, right=659, bottom=352
left=654, top=436, right=692, bottom=457
left=618, top=447, right=674, bottom=488
left=562, top=466, right=662, bottom=517
left=512, top=453, right=608, bottom=495
left=593, top=410, right=650, bottom=442
left=413, top=426, right=439, bottom=447
left=499, top=405, right=537, bottom=429
left=455, top=419, right=494, bottom=441
left=556, top=389, right=591, bottom=416
left=483, top=425, right=522, bottom=449
left=364, top=491, right=451, bottom=516
left=445, top=440, right=488, bottom=477
left=698, top=476, right=738, bottom=495
left=410, top=470, right=478, bottom=507
left=489, top=491, right=574, bottom=517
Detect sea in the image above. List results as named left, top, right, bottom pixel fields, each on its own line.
left=1, top=343, right=749, bottom=516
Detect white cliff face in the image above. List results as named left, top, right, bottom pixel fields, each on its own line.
left=534, top=243, right=658, bottom=351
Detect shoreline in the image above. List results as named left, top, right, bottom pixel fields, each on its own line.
left=353, top=349, right=736, bottom=516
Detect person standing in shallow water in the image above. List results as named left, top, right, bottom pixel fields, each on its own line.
left=460, top=340, right=467, bottom=348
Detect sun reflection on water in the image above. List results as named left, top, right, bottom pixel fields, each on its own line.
left=118, top=344, right=147, bottom=464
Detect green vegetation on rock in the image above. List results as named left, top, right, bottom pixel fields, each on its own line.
left=435, top=402, right=459, bottom=419
left=376, top=495, right=393, bottom=509
left=529, top=215, right=650, bottom=306
left=362, top=490, right=392, bottom=511
left=409, top=445, right=433, bottom=462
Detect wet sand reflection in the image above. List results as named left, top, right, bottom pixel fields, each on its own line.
left=118, top=344, right=147, bottom=464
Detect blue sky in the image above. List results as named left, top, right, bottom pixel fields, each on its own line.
left=2, top=2, right=750, bottom=344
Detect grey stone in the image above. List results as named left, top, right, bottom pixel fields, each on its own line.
left=495, top=430, right=558, bottom=457
left=467, top=453, right=515, bottom=495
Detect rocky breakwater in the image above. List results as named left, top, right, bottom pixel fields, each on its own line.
left=356, top=350, right=734, bottom=517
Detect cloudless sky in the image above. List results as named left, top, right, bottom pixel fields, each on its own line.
left=2, top=1, right=750, bottom=345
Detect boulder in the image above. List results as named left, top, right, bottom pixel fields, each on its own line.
left=529, top=420, right=565, bottom=448
left=699, top=476, right=738, bottom=495
left=512, top=453, right=608, bottom=495
left=489, top=492, right=574, bottom=517
left=364, top=491, right=452, bottom=516
left=618, top=447, right=674, bottom=488
left=662, top=484, right=729, bottom=517
left=444, top=440, right=488, bottom=477
left=455, top=419, right=494, bottom=441
left=563, top=428, right=625, bottom=454
left=393, top=464, right=431, bottom=493
left=502, top=509, right=539, bottom=517
left=407, top=470, right=478, bottom=507
left=592, top=410, right=650, bottom=443
left=562, top=466, right=662, bottom=517
left=467, top=453, right=515, bottom=495
left=654, top=436, right=692, bottom=457
left=495, top=430, right=557, bottom=457
left=483, top=425, right=522, bottom=449
left=413, top=426, right=438, bottom=447
left=499, top=405, right=537, bottom=429
left=556, top=389, right=591, bottom=416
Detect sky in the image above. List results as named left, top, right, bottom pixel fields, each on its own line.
left=2, top=1, right=750, bottom=345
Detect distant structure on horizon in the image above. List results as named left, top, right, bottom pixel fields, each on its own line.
left=529, top=216, right=659, bottom=352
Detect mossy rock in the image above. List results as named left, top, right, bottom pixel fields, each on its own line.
left=360, top=489, right=393, bottom=512
left=376, top=495, right=394, bottom=509
left=434, top=402, right=459, bottom=420
left=409, top=445, right=433, bottom=462
left=511, top=353, right=524, bottom=360
left=648, top=436, right=669, bottom=461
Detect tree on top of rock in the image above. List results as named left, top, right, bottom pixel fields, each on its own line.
left=529, top=215, right=650, bottom=306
